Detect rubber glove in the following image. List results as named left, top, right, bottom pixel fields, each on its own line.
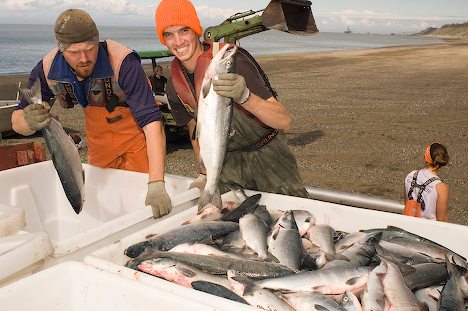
left=212, top=73, right=250, bottom=104
left=23, top=103, right=51, bottom=131
left=146, top=181, right=172, bottom=219
left=189, top=173, right=207, bottom=192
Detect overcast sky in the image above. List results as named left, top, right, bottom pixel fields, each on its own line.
left=1, top=0, right=467, bottom=34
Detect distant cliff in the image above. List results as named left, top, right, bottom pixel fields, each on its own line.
left=416, top=22, right=468, bottom=38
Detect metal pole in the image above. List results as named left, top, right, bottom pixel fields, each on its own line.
left=16, top=82, right=21, bottom=101
left=305, top=186, right=404, bottom=214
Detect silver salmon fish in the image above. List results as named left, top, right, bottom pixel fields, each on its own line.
left=197, top=44, right=236, bottom=211
left=18, top=80, right=85, bottom=214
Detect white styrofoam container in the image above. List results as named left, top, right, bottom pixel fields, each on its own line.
left=0, top=231, right=53, bottom=285
left=0, top=200, right=51, bottom=286
left=0, top=160, right=198, bottom=257
left=0, top=261, right=255, bottom=311
left=0, top=203, right=25, bottom=237
left=84, top=190, right=468, bottom=309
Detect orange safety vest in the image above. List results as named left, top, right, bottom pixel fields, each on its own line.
left=42, top=40, right=148, bottom=172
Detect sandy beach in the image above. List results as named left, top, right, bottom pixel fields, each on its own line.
left=1, top=40, right=467, bottom=225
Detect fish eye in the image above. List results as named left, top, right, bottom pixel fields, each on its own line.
left=342, top=296, right=349, bottom=302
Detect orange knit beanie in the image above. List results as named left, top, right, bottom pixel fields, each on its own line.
left=155, top=0, right=202, bottom=45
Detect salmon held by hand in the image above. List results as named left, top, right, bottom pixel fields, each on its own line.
left=197, top=44, right=236, bottom=211
left=18, top=79, right=85, bottom=214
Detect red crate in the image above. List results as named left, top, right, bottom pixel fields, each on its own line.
left=0, top=142, right=46, bottom=171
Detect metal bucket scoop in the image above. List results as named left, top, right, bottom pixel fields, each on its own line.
left=262, top=0, right=319, bottom=35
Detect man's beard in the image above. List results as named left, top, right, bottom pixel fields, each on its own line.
left=74, top=63, right=94, bottom=79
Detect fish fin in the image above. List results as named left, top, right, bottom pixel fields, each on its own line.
left=17, top=87, right=32, bottom=104
left=198, top=187, right=222, bottom=211
left=31, top=79, right=42, bottom=101
left=313, top=305, right=329, bottom=311
left=301, top=252, right=319, bottom=270
left=238, top=282, right=256, bottom=296
left=198, top=189, right=212, bottom=211
left=200, top=77, right=212, bottom=99
left=230, top=275, right=256, bottom=295
left=212, top=187, right=222, bottom=210
left=270, top=226, right=280, bottom=240
left=18, top=79, right=42, bottom=105
left=445, top=254, right=460, bottom=277
left=191, top=280, right=249, bottom=305
left=345, top=276, right=363, bottom=286
left=226, top=182, right=246, bottom=197
left=179, top=267, right=197, bottom=278
left=311, top=285, right=326, bottom=292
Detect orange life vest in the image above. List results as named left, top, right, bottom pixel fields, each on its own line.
left=42, top=40, right=148, bottom=172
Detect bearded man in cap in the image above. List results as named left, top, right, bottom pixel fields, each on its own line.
left=12, top=9, right=172, bottom=218
left=155, top=0, right=308, bottom=201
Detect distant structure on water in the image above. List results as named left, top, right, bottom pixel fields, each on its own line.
left=344, top=27, right=352, bottom=34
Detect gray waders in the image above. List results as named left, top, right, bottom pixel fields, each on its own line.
left=219, top=106, right=309, bottom=198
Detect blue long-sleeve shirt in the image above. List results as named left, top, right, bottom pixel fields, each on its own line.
left=18, top=47, right=161, bottom=128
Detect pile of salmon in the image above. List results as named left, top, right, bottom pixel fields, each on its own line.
left=124, top=192, right=468, bottom=311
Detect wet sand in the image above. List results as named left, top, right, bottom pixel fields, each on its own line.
left=1, top=40, right=467, bottom=225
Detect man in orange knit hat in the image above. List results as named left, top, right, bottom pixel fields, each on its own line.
left=155, top=0, right=308, bottom=203
left=12, top=9, right=172, bottom=218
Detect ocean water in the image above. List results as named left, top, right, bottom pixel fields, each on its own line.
left=0, top=24, right=445, bottom=76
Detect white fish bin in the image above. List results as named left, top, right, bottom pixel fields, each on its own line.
left=0, top=203, right=52, bottom=286
left=0, top=161, right=198, bottom=284
left=82, top=190, right=468, bottom=308
left=0, top=261, right=243, bottom=311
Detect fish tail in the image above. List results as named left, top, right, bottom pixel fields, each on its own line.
left=198, top=187, right=222, bottom=211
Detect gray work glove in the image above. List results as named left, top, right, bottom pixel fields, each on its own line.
left=188, top=173, right=207, bottom=192
left=212, top=73, right=250, bottom=104
left=146, top=181, right=172, bottom=219
left=23, top=103, right=51, bottom=131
